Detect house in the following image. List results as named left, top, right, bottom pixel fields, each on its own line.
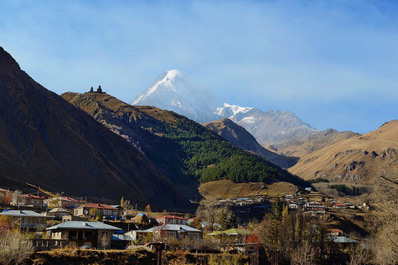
left=330, top=236, right=358, bottom=247
left=45, top=196, right=81, bottom=209
left=74, top=203, right=118, bottom=218
left=44, top=208, right=72, bottom=220
left=20, top=194, right=46, bottom=207
left=327, top=228, right=345, bottom=237
left=47, top=221, right=121, bottom=249
left=0, top=210, right=50, bottom=230
left=156, top=215, right=187, bottom=225
left=207, top=228, right=252, bottom=244
left=334, top=203, right=347, bottom=209
left=130, top=223, right=202, bottom=242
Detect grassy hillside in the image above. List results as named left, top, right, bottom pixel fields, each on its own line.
left=289, top=120, right=398, bottom=184
left=199, top=179, right=299, bottom=200
left=63, top=92, right=306, bottom=190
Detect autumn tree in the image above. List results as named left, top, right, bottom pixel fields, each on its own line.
left=145, top=204, right=152, bottom=213
left=0, top=231, right=34, bottom=265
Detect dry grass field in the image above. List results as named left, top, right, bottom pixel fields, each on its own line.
left=199, top=179, right=299, bottom=200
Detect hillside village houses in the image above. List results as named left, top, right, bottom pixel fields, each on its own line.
left=74, top=203, right=119, bottom=218
left=0, top=186, right=363, bottom=252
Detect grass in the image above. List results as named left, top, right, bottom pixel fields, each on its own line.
left=199, top=179, right=298, bottom=200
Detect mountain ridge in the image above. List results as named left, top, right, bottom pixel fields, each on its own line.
left=289, top=120, right=398, bottom=184
left=0, top=47, right=189, bottom=211
left=64, top=92, right=308, bottom=192
left=202, top=118, right=298, bottom=168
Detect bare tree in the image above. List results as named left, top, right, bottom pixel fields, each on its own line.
left=196, top=200, right=222, bottom=232
left=0, top=231, right=34, bottom=265
left=10, top=190, right=22, bottom=207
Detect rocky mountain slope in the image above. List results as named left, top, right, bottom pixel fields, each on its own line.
left=289, top=121, right=398, bottom=184
left=63, top=92, right=307, bottom=195
left=202, top=118, right=298, bottom=168
left=132, top=70, right=221, bottom=123
left=0, top=47, right=188, bottom=211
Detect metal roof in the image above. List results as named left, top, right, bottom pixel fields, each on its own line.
left=330, top=236, right=358, bottom=243
left=46, top=221, right=121, bottom=231
left=0, top=210, right=47, bottom=218
left=140, top=224, right=201, bottom=233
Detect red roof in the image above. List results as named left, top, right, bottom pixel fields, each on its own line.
left=328, top=228, right=344, bottom=233
left=62, top=196, right=79, bottom=202
left=157, top=215, right=187, bottom=220
left=21, top=194, right=46, bottom=199
left=82, top=203, right=117, bottom=210
left=334, top=203, right=346, bottom=206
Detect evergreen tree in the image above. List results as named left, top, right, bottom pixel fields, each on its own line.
left=227, top=212, right=238, bottom=229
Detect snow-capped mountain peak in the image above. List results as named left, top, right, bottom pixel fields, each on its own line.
left=216, top=103, right=253, bottom=119
left=131, top=69, right=222, bottom=123
left=132, top=69, right=184, bottom=105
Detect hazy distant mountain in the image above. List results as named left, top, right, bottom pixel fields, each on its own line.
left=216, top=103, right=317, bottom=145
left=203, top=118, right=298, bottom=168
left=289, top=120, right=398, bottom=184
left=0, top=47, right=188, bottom=211
left=132, top=70, right=222, bottom=123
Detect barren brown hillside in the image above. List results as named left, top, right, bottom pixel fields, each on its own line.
left=289, top=120, right=398, bottom=184
left=269, top=129, right=359, bottom=158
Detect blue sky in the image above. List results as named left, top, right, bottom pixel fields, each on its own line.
left=0, top=0, right=397, bottom=133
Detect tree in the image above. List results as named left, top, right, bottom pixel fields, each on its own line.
left=227, top=211, right=238, bottom=229
left=10, top=190, right=22, bottom=207
left=0, top=231, right=34, bottom=265
left=89, top=208, right=99, bottom=218
left=145, top=204, right=152, bottom=213
left=218, top=206, right=232, bottom=230
left=0, top=216, right=11, bottom=234
left=196, top=200, right=222, bottom=232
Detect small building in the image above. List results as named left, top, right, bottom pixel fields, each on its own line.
left=208, top=228, right=252, bottom=244
left=334, top=203, right=347, bottom=209
left=47, top=221, right=121, bottom=249
left=156, top=215, right=187, bottom=225
left=74, top=203, right=118, bottom=218
left=130, top=223, right=202, bottom=242
left=0, top=210, right=49, bottom=230
left=327, top=228, right=345, bottom=237
left=20, top=194, right=46, bottom=207
left=45, top=208, right=72, bottom=220
left=45, top=196, right=81, bottom=209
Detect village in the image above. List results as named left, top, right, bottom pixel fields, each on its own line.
left=0, top=184, right=365, bottom=262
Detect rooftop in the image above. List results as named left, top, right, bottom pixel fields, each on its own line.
left=157, top=215, right=187, bottom=220
left=81, top=203, right=118, bottom=210
left=47, top=221, right=121, bottom=231
left=0, top=210, right=47, bottom=218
